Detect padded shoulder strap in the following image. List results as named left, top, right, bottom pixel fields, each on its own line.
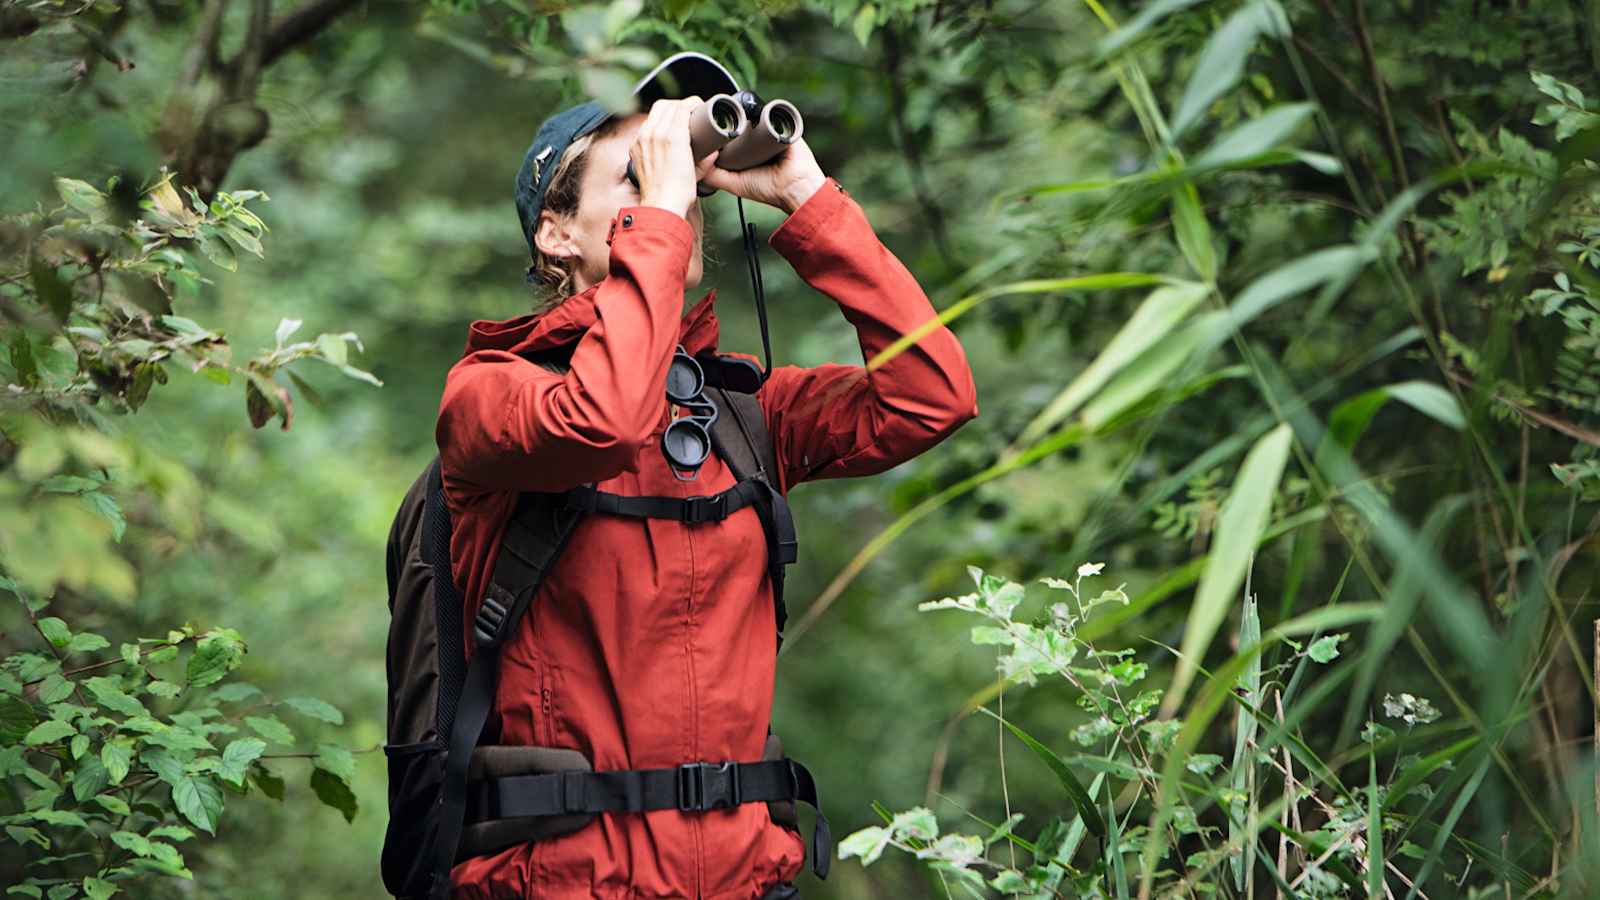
left=706, top=382, right=779, bottom=486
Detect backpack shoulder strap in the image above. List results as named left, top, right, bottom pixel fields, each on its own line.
left=706, top=377, right=796, bottom=650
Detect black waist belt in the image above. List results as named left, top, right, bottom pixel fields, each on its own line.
left=465, top=757, right=832, bottom=878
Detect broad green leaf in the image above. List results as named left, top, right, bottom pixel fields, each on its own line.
left=282, top=696, right=342, bottom=725
left=245, top=715, right=294, bottom=746
left=84, top=677, right=147, bottom=718
left=37, top=617, right=71, bottom=648
left=309, top=767, right=358, bottom=823
left=219, top=738, right=267, bottom=787
left=185, top=630, right=244, bottom=688
left=66, top=631, right=110, bottom=654
left=101, top=740, right=133, bottom=785
left=1171, top=1, right=1292, bottom=140
left=1168, top=424, right=1293, bottom=711
left=1306, top=633, right=1346, bottom=663
left=838, top=825, right=892, bottom=865
left=24, top=719, right=75, bottom=746
left=172, top=776, right=224, bottom=834
left=38, top=674, right=73, bottom=704
left=70, top=756, right=109, bottom=802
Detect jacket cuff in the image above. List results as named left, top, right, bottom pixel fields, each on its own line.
left=768, top=176, right=851, bottom=258
left=605, top=204, right=695, bottom=252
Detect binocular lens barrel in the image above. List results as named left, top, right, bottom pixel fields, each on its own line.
left=622, top=93, right=805, bottom=194
left=715, top=98, right=803, bottom=171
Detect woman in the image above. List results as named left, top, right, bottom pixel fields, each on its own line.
left=435, top=83, right=979, bottom=899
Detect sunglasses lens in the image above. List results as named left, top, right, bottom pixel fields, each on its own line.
left=663, top=420, right=711, bottom=469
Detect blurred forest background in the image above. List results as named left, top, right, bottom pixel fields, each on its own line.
left=3, top=0, right=1600, bottom=897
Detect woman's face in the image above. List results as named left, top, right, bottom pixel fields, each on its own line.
left=538, top=112, right=705, bottom=300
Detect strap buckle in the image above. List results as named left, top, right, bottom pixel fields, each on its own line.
left=472, top=587, right=515, bottom=648
left=677, top=761, right=740, bottom=811
left=682, top=493, right=726, bottom=524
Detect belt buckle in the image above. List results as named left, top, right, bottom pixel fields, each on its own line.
left=677, top=761, right=739, bottom=811
left=683, top=493, right=724, bottom=525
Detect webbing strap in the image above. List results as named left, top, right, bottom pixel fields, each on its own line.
left=560, top=479, right=767, bottom=524
left=466, top=758, right=832, bottom=879
left=429, top=649, right=495, bottom=900
left=432, top=491, right=587, bottom=899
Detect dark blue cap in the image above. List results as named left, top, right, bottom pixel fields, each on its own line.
left=514, top=51, right=740, bottom=259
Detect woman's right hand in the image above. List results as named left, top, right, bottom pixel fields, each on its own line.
left=632, top=97, right=718, bottom=220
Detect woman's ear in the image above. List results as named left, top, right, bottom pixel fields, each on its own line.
left=533, top=210, right=579, bottom=262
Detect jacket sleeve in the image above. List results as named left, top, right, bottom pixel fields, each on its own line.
left=435, top=205, right=693, bottom=496
left=757, top=177, right=979, bottom=494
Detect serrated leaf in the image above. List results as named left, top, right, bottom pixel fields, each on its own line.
left=309, top=767, right=358, bottom=823
left=66, top=631, right=110, bottom=654
left=172, top=776, right=224, bottom=834
left=282, top=696, right=342, bottom=725
left=219, top=738, right=266, bottom=786
left=101, top=740, right=132, bottom=785
left=250, top=763, right=285, bottom=800
left=25, top=719, right=75, bottom=746
left=92, top=794, right=130, bottom=816
left=84, top=677, right=147, bottom=718
left=1307, top=633, right=1347, bottom=663
left=244, top=715, right=294, bottom=746
left=38, top=617, right=71, bottom=648
left=71, top=757, right=108, bottom=802
left=184, top=631, right=244, bottom=688
left=313, top=742, right=355, bottom=781
left=39, top=674, right=74, bottom=704
left=0, top=695, right=39, bottom=743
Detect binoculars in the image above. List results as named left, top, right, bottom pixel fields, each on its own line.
left=625, top=90, right=804, bottom=198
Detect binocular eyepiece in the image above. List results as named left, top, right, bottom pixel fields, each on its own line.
left=625, top=90, right=804, bottom=197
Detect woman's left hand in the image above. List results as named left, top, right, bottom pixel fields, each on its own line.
left=697, top=137, right=826, bottom=214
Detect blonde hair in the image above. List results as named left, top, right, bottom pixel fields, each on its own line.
left=524, top=114, right=718, bottom=313
left=524, top=117, right=630, bottom=312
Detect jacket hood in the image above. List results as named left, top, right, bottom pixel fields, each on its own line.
left=463, top=285, right=721, bottom=358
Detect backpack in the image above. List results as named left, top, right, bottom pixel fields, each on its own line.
left=380, top=347, right=831, bottom=900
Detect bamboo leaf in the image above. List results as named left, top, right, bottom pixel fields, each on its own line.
left=1015, top=282, right=1210, bottom=446
left=1168, top=423, right=1294, bottom=712
left=1192, top=103, right=1317, bottom=169
left=1171, top=1, right=1291, bottom=140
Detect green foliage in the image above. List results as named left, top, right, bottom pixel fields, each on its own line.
left=0, top=589, right=356, bottom=897
left=5, top=0, right=1600, bottom=896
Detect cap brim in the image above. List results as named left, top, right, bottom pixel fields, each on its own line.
left=581, top=52, right=741, bottom=136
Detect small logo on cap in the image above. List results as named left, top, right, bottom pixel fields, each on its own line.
left=531, top=145, right=554, bottom=185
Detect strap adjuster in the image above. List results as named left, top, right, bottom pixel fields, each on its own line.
left=682, top=493, right=726, bottom=524
left=677, top=761, right=740, bottom=811
left=472, top=588, right=514, bottom=648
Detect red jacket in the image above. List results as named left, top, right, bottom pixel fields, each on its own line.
left=435, top=176, right=978, bottom=899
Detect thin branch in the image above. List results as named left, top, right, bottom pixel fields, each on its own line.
left=262, top=0, right=367, bottom=68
